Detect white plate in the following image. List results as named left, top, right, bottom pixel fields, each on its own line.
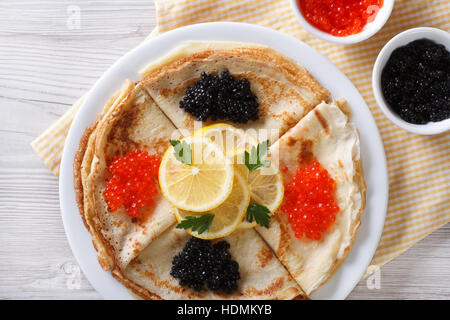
left=59, top=22, right=388, bottom=300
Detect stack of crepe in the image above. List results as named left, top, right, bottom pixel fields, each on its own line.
left=73, top=42, right=365, bottom=299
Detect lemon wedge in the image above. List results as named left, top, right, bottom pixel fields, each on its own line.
left=194, top=123, right=258, bottom=155
left=159, top=137, right=234, bottom=212
left=174, top=170, right=250, bottom=239
left=227, top=149, right=284, bottom=229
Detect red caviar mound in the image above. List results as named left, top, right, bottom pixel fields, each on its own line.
left=104, top=149, right=161, bottom=218
left=298, top=0, right=383, bottom=37
left=281, top=161, right=339, bottom=241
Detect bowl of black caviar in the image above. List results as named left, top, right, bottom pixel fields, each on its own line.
left=372, top=27, right=450, bottom=135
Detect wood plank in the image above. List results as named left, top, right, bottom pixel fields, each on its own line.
left=349, top=224, right=450, bottom=300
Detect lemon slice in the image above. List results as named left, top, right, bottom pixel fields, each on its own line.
left=194, top=123, right=258, bottom=155
left=159, top=137, right=234, bottom=212
left=228, top=149, right=284, bottom=229
left=174, top=170, right=250, bottom=239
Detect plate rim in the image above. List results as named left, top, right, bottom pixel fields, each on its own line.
left=59, top=21, right=388, bottom=300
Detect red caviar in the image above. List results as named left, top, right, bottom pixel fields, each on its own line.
left=104, top=149, right=161, bottom=218
left=298, top=0, right=383, bottom=37
left=281, top=161, right=339, bottom=241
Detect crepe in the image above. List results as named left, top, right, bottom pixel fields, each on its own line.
left=140, top=42, right=330, bottom=142
left=88, top=82, right=178, bottom=270
left=256, top=101, right=366, bottom=295
left=112, top=226, right=304, bottom=300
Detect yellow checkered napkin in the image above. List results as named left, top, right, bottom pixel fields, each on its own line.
left=32, top=0, right=449, bottom=273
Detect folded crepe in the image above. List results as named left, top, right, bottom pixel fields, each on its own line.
left=74, top=80, right=307, bottom=299
left=89, top=82, right=179, bottom=270
left=256, top=101, right=366, bottom=295
left=73, top=80, right=178, bottom=272
left=74, top=80, right=137, bottom=270
left=140, top=42, right=330, bottom=142
left=113, top=226, right=304, bottom=300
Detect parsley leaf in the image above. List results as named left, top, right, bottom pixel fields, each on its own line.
left=246, top=202, right=270, bottom=228
left=244, top=140, right=270, bottom=172
left=176, top=214, right=214, bottom=234
left=170, top=139, right=192, bottom=165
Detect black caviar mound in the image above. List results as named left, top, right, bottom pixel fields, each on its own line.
left=170, top=237, right=240, bottom=294
left=381, top=38, right=450, bottom=124
left=179, top=69, right=259, bottom=123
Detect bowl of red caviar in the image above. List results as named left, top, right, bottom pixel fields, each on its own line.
left=290, top=0, right=394, bottom=44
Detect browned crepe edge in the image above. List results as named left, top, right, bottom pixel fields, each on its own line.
left=112, top=267, right=163, bottom=300
left=73, top=122, right=97, bottom=229
left=293, top=294, right=311, bottom=300
left=74, top=122, right=116, bottom=271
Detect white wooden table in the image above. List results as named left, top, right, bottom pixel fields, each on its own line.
left=0, top=0, right=448, bottom=300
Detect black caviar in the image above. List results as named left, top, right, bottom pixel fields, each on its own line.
left=170, top=237, right=240, bottom=294
left=179, top=69, right=259, bottom=123
left=381, top=38, right=450, bottom=124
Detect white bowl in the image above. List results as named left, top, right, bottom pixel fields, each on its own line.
left=289, top=0, right=394, bottom=44
left=372, top=27, right=450, bottom=135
